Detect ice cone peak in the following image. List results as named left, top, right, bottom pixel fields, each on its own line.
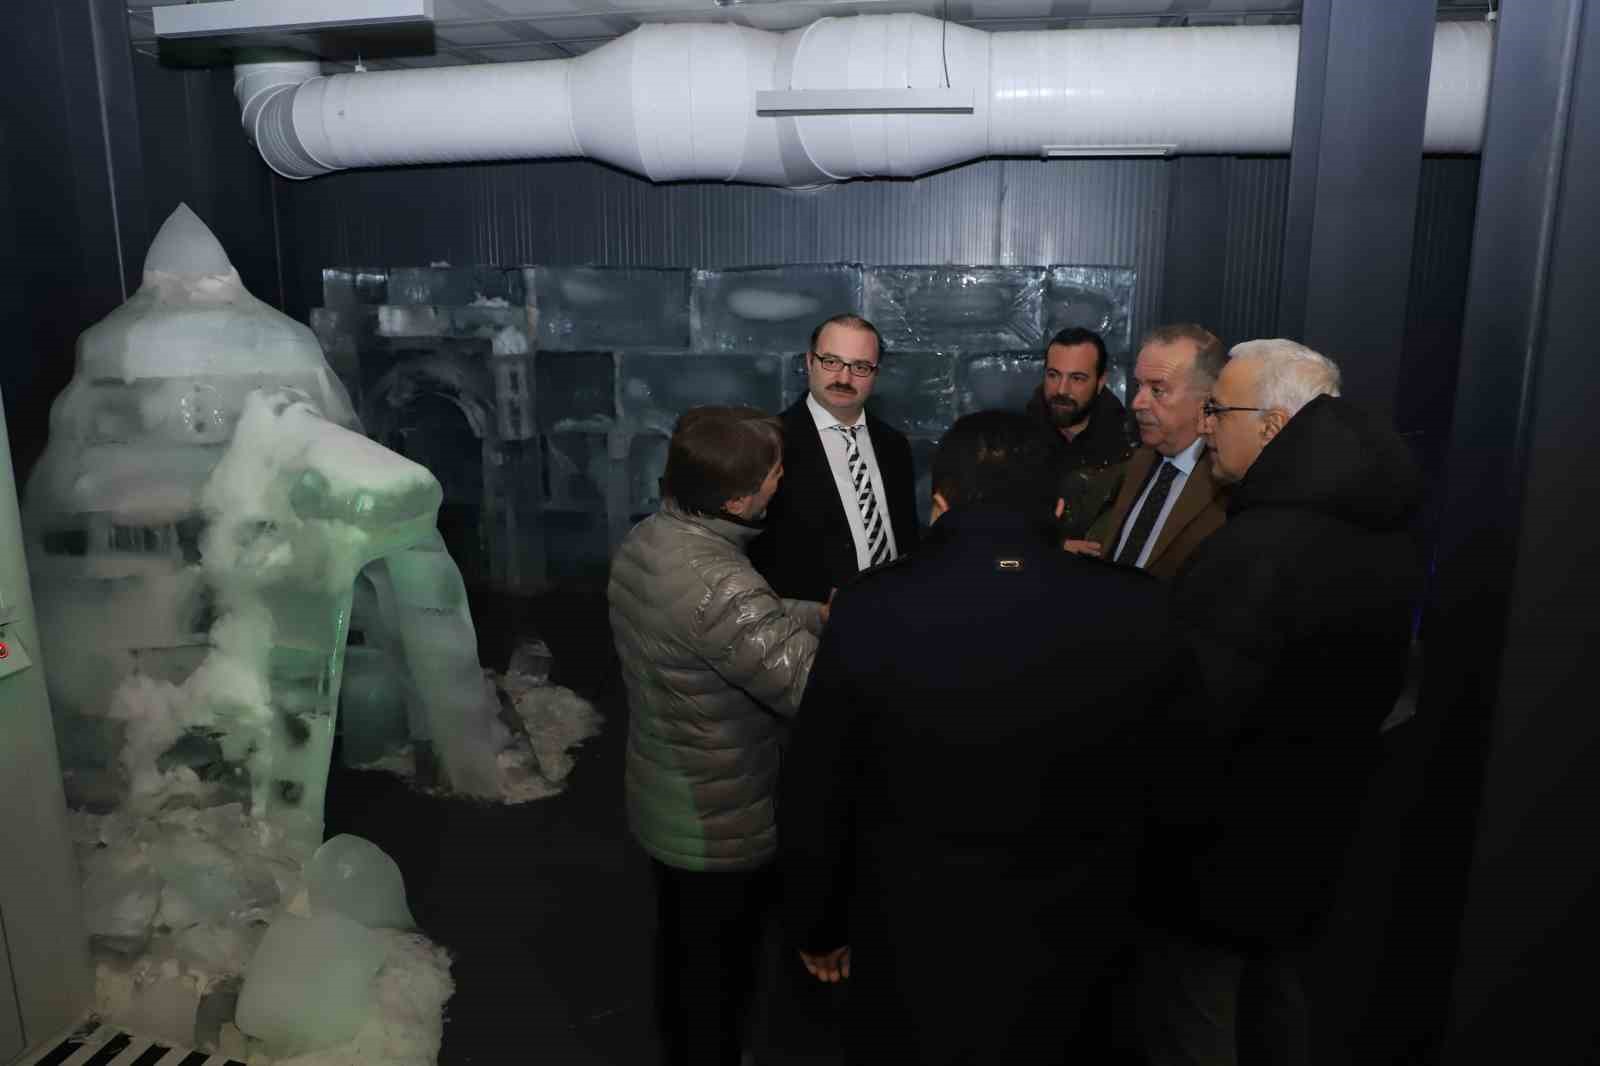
left=144, top=203, right=235, bottom=278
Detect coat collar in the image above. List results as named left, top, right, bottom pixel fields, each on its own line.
left=660, top=498, right=765, bottom=547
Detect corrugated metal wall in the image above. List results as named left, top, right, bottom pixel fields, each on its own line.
left=276, top=147, right=1476, bottom=370
left=1217, top=157, right=1293, bottom=344
left=276, top=157, right=1173, bottom=341
left=130, top=57, right=283, bottom=309
left=1401, top=155, right=1482, bottom=473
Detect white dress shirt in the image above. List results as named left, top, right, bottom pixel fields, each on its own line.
left=1114, top=437, right=1207, bottom=569
left=806, top=393, right=900, bottom=570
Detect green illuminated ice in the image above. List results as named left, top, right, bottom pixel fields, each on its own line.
left=24, top=204, right=509, bottom=849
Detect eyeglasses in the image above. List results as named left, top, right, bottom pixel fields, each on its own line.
left=1201, top=399, right=1263, bottom=420
left=811, top=352, right=879, bottom=378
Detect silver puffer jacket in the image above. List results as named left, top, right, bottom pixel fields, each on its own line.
left=609, top=500, right=824, bottom=872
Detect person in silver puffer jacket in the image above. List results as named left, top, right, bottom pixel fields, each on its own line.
left=608, top=405, right=826, bottom=1066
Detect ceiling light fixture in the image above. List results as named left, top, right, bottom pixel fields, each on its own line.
left=153, top=0, right=434, bottom=39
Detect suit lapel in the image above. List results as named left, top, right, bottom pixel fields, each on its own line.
left=786, top=400, right=854, bottom=550
left=785, top=401, right=829, bottom=484
left=1146, top=450, right=1216, bottom=566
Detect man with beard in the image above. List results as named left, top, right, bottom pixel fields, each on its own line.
left=1024, top=327, right=1139, bottom=543
left=1096, top=323, right=1229, bottom=579
left=750, top=314, right=920, bottom=602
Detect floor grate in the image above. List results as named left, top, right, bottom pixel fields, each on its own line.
left=15, top=1021, right=245, bottom=1066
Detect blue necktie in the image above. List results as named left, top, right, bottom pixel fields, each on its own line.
left=1116, top=460, right=1179, bottom=566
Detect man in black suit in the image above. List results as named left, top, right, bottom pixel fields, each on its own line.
left=749, top=314, right=919, bottom=601
left=779, top=410, right=1188, bottom=1065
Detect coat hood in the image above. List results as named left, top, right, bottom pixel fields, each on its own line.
left=1228, top=395, right=1420, bottom=532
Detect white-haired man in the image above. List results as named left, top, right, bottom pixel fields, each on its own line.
left=1135, top=340, right=1424, bottom=1066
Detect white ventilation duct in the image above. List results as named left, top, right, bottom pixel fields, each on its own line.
left=234, top=14, right=1493, bottom=188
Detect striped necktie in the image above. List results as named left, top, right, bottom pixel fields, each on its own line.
left=834, top=424, right=891, bottom=566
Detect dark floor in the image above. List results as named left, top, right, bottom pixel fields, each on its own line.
left=325, top=580, right=847, bottom=1065
left=325, top=577, right=662, bottom=1065
left=324, top=578, right=1450, bottom=1066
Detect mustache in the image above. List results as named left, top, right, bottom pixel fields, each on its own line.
left=827, top=384, right=857, bottom=394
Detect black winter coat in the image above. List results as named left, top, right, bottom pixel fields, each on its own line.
left=781, top=508, right=1189, bottom=1062
left=1150, top=395, right=1423, bottom=951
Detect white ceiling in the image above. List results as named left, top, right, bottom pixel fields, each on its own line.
left=126, top=0, right=1493, bottom=69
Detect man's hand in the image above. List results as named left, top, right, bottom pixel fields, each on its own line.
left=1062, top=539, right=1102, bottom=556
left=798, top=946, right=851, bottom=983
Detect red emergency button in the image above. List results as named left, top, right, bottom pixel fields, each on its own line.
left=0, top=641, right=9, bottom=660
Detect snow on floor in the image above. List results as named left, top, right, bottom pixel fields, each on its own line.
left=265, top=932, right=453, bottom=1066
left=69, top=640, right=596, bottom=1063
left=76, top=802, right=454, bottom=1064
left=353, top=641, right=604, bottom=804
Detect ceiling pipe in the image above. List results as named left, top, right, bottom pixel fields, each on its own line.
left=234, top=14, right=1493, bottom=188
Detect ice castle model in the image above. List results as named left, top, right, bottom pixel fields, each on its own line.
left=24, top=205, right=508, bottom=848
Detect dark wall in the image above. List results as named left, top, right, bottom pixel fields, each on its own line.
left=1, top=0, right=137, bottom=477
left=0, top=0, right=278, bottom=480
left=1161, top=156, right=1292, bottom=342
left=130, top=57, right=282, bottom=308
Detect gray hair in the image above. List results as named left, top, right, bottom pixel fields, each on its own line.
left=1227, top=339, right=1342, bottom=417
left=1142, top=323, right=1226, bottom=391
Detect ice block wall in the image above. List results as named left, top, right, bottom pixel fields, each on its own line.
left=313, top=263, right=1135, bottom=581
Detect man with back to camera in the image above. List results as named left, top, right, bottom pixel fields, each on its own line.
left=1024, top=325, right=1139, bottom=541
left=608, top=405, right=828, bottom=1066
left=1135, top=340, right=1423, bottom=1066
left=779, top=410, right=1190, bottom=1065
left=1084, top=323, right=1229, bottom=577
left=749, top=314, right=920, bottom=602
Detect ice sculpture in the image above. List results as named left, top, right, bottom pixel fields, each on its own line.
left=23, top=204, right=508, bottom=847
left=74, top=804, right=449, bottom=1059
left=307, top=834, right=417, bottom=931
left=236, top=912, right=387, bottom=1054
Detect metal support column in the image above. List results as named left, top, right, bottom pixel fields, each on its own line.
left=1427, top=0, right=1600, bottom=1059
left=1277, top=0, right=1437, bottom=415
